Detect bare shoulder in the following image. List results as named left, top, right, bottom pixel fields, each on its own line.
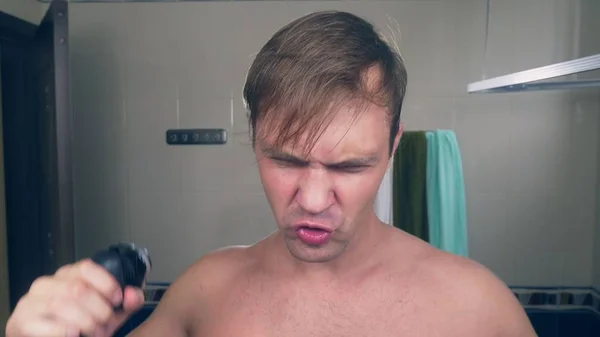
left=128, top=245, right=257, bottom=336
left=157, top=244, right=258, bottom=305
left=415, top=245, right=537, bottom=337
left=176, top=245, right=257, bottom=288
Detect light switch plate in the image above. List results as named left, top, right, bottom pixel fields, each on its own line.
left=166, top=129, right=227, bottom=145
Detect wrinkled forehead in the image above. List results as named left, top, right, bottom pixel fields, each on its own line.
left=256, top=100, right=390, bottom=159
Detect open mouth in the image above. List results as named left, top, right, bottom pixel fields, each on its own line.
left=296, top=225, right=330, bottom=233
left=294, top=224, right=332, bottom=245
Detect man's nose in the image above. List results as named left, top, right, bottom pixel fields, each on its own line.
left=295, top=168, right=334, bottom=214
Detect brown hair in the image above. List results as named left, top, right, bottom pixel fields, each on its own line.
left=243, top=10, right=407, bottom=157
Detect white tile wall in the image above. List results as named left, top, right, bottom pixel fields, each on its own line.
left=579, top=0, right=600, bottom=291
left=0, top=0, right=41, bottom=24
left=69, top=0, right=600, bottom=286
left=596, top=207, right=600, bottom=290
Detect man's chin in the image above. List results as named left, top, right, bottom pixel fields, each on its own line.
left=284, top=239, right=345, bottom=263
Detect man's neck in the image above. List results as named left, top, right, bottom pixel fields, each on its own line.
left=272, top=214, right=389, bottom=282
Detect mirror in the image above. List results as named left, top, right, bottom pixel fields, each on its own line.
left=2, top=0, right=598, bottom=336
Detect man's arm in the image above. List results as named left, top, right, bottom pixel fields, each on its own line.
left=125, top=269, right=195, bottom=337
left=466, top=265, right=537, bottom=336
left=467, top=264, right=537, bottom=337
left=126, top=246, right=248, bottom=337
left=426, top=253, right=537, bottom=337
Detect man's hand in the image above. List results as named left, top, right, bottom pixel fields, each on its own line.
left=5, top=259, right=145, bottom=337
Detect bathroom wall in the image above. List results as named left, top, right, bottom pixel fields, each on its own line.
left=595, top=208, right=600, bottom=289
left=595, top=185, right=600, bottom=290
left=596, top=174, right=600, bottom=289
left=0, top=0, right=41, bottom=24
left=68, top=0, right=600, bottom=286
left=577, top=0, right=600, bottom=292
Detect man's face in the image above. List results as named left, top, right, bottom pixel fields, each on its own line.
left=254, top=98, right=402, bottom=264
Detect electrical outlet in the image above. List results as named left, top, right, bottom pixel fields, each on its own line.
left=166, top=129, right=227, bottom=145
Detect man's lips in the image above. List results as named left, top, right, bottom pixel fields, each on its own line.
left=292, top=223, right=333, bottom=245
left=291, top=222, right=334, bottom=233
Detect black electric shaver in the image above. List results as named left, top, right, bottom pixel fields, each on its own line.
left=91, top=243, right=152, bottom=309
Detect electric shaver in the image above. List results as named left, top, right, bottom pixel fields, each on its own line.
left=75, top=244, right=150, bottom=336
left=91, top=242, right=152, bottom=293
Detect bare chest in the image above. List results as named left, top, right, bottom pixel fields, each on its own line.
left=191, top=277, right=460, bottom=337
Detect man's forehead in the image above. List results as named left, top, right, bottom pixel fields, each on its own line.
left=254, top=94, right=390, bottom=156
left=257, top=124, right=382, bottom=160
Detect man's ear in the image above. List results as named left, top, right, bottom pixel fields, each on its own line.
left=391, top=121, right=404, bottom=156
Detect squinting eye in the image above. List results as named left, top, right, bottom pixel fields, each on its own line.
left=272, top=158, right=305, bottom=167
left=332, top=165, right=368, bottom=173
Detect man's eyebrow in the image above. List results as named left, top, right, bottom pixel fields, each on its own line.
left=263, top=147, right=378, bottom=167
left=262, top=147, right=309, bottom=163
left=325, top=156, right=379, bottom=167
left=262, top=147, right=296, bottom=158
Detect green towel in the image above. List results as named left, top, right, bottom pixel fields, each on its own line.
left=392, top=131, right=429, bottom=241
left=425, top=130, right=468, bottom=257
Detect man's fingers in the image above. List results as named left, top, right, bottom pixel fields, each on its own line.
left=46, top=301, right=99, bottom=336
left=5, top=258, right=145, bottom=337
left=17, top=318, right=79, bottom=337
left=75, top=283, right=116, bottom=325
left=78, top=259, right=123, bottom=306
left=122, top=287, right=145, bottom=311
left=54, top=259, right=122, bottom=307
left=102, top=288, right=145, bottom=335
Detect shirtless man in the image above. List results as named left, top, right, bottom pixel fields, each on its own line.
left=6, top=10, right=537, bottom=337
